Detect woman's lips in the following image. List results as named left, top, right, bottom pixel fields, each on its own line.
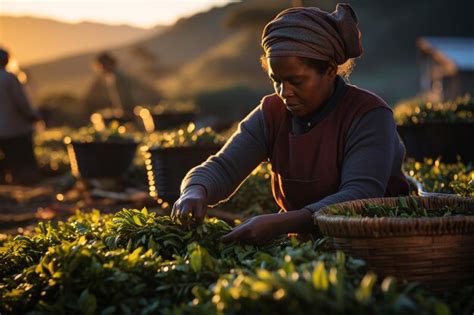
left=286, top=103, right=303, bottom=110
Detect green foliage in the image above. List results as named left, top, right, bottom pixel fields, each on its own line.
left=450, top=179, right=474, bottom=197
left=394, top=95, right=474, bottom=125
left=217, top=163, right=277, bottom=217
left=330, top=197, right=472, bottom=218
left=0, top=210, right=109, bottom=279
left=183, top=255, right=450, bottom=315
left=404, top=159, right=474, bottom=196
left=1, top=208, right=472, bottom=314
left=102, top=208, right=232, bottom=259
left=34, top=127, right=72, bottom=174
left=145, top=123, right=224, bottom=148
left=67, top=121, right=139, bottom=144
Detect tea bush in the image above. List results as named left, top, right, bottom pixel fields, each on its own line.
left=1, top=208, right=472, bottom=314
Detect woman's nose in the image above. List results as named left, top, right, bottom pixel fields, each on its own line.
left=278, top=82, right=294, bottom=98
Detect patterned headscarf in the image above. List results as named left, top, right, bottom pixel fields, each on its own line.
left=261, top=3, right=363, bottom=65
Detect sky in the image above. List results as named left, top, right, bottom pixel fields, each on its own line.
left=0, top=0, right=238, bottom=28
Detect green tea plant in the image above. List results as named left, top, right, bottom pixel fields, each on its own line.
left=404, top=159, right=474, bottom=196
left=1, top=209, right=472, bottom=314
left=102, top=208, right=232, bottom=259
left=330, top=197, right=472, bottom=218
left=394, top=95, right=474, bottom=125
left=185, top=260, right=449, bottom=315
left=217, top=163, right=277, bottom=217
left=145, top=123, right=224, bottom=148
left=34, top=127, right=72, bottom=174
left=66, top=121, right=139, bottom=144
left=0, top=210, right=109, bottom=279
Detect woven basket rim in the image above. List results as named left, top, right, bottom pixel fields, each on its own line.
left=315, top=196, right=474, bottom=221
left=314, top=196, right=474, bottom=237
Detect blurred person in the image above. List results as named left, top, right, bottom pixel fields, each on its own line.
left=83, top=52, right=135, bottom=119
left=0, top=48, right=42, bottom=184
left=171, top=4, right=409, bottom=244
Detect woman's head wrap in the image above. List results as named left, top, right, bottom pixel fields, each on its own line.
left=261, top=3, right=363, bottom=65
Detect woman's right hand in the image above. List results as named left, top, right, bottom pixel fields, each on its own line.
left=171, top=185, right=208, bottom=224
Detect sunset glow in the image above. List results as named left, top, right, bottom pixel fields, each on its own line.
left=1, top=0, right=237, bottom=28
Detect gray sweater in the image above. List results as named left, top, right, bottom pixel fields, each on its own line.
left=0, top=69, right=40, bottom=138
left=181, top=84, right=405, bottom=214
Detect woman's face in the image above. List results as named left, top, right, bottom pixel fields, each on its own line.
left=267, top=56, right=336, bottom=117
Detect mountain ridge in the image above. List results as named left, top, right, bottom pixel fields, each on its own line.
left=0, top=15, right=166, bottom=66
left=20, top=0, right=474, bottom=110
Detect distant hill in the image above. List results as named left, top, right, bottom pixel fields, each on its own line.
left=24, top=0, right=474, bottom=111
left=24, top=4, right=240, bottom=100
left=0, top=15, right=164, bottom=66
left=161, top=29, right=268, bottom=98
left=160, top=0, right=294, bottom=98
left=165, top=0, right=474, bottom=105
left=166, top=0, right=474, bottom=105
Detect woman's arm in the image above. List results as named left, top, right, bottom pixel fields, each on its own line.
left=172, top=105, right=269, bottom=221
left=221, top=107, right=401, bottom=243
left=221, top=209, right=313, bottom=245
left=302, top=107, right=401, bottom=214
left=10, top=74, right=41, bottom=122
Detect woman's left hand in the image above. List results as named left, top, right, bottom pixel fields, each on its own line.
left=220, top=209, right=315, bottom=245
left=220, top=213, right=284, bottom=245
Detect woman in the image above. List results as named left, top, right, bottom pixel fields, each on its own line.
left=83, top=52, right=135, bottom=119
left=171, top=4, right=409, bottom=244
left=0, top=48, right=42, bottom=184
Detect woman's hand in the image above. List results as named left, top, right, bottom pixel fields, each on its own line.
left=171, top=185, right=208, bottom=224
left=221, top=209, right=315, bottom=245
left=221, top=213, right=285, bottom=245
left=34, top=120, right=46, bottom=132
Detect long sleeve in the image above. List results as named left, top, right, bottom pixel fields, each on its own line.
left=114, top=71, right=135, bottom=115
left=303, top=107, right=400, bottom=213
left=9, top=75, right=40, bottom=122
left=180, top=105, right=269, bottom=205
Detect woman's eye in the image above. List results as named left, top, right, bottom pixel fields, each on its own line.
left=290, top=79, right=302, bottom=86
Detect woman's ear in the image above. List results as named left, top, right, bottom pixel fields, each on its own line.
left=326, top=62, right=337, bottom=79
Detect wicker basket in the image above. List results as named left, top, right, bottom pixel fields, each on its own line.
left=67, top=141, right=138, bottom=178
left=150, top=112, right=196, bottom=131
left=144, top=144, right=221, bottom=203
left=314, top=196, right=474, bottom=292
